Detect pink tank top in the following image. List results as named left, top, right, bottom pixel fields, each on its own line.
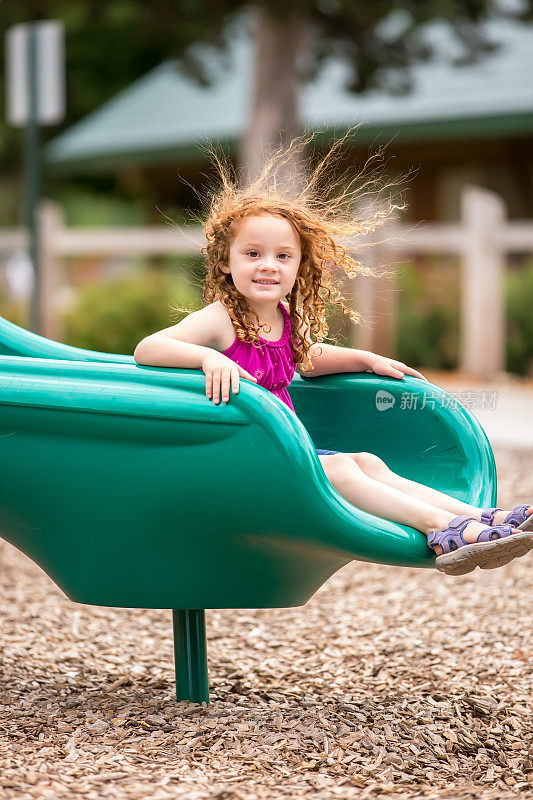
left=221, top=301, right=296, bottom=412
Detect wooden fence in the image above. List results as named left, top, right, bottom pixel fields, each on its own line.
left=1, top=185, right=532, bottom=378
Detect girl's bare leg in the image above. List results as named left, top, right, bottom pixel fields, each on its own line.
left=318, top=455, right=519, bottom=555
left=347, top=452, right=483, bottom=518
left=320, top=455, right=457, bottom=534
left=346, top=451, right=532, bottom=527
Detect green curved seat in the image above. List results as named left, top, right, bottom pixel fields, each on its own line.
left=0, top=314, right=496, bottom=702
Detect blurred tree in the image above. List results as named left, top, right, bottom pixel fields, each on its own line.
left=1, top=1, right=532, bottom=184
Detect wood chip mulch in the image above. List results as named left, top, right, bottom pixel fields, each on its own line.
left=0, top=447, right=532, bottom=799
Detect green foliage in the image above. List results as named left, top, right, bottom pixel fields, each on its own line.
left=63, top=269, right=203, bottom=355
left=396, top=260, right=460, bottom=370
left=506, top=261, right=533, bottom=377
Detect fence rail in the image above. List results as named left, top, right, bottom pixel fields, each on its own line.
left=0, top=185, right=532, bottom=378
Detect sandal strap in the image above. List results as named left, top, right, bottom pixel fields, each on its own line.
left=481, top=505, right=532, bottom=526
left=503, top=504, right=531, bottom=526
left=428, top=515, right=473, bottom=553
left=476, top=524, right=515, bottom=543
left=481, top=507, right=503, bottom=526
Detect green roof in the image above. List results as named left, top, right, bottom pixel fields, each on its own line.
left=45, top=14, right=533, bottom=173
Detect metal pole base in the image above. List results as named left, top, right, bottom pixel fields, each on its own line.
left=172, top=609, right=209, bottom=704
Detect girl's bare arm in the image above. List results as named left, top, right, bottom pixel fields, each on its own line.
left=134, top=305, right=221, bottom=368
left=298, top=342, right=427, bottom=381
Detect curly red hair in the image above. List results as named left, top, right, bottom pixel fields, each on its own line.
left=199, top=127, right=402, bottom=372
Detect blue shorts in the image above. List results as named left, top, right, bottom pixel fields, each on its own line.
left=316, top=448, right=339, bottom=455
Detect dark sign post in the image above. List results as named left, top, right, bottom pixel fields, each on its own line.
left=6, top=21, right=65, bottom=333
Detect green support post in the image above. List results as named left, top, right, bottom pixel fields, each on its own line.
left=172, top=609, right=209, bottom=704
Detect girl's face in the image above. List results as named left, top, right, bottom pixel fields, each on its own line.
left=219, top=214, right=301, bottom=309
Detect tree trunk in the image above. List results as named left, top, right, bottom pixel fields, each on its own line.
left=238, top=5, right=312, bottom=188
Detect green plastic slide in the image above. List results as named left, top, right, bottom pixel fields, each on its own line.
left=0, top=315, right=497, bottom=703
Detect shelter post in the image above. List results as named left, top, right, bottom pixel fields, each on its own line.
left=460, top=186, right=505, bottom=379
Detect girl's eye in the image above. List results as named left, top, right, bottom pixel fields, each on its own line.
left=246, top=251, right=290, bottom=259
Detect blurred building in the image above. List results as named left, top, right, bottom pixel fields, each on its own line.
left=45, top=16, right=533, bottom=222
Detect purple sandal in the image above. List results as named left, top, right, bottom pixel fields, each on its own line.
left=428, top=514, right=533, bottom=576
left=481, top=504, right=533, bottom=529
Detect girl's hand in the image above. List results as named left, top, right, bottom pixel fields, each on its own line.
left=202, top=352, right=258, bottom=404
left=366, top=353, right=428, bottom=381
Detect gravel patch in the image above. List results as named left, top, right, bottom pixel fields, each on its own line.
left=0, top=447, right=532, bottom=799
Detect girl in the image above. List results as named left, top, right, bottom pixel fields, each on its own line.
left=135, top=130, right=533, bottom=576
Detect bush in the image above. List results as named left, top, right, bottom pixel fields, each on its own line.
left=396, top=259, right=460, bottom=370
left=63, top=270, right=202, bottom=355
left=506, top=261, right=533, bottom=377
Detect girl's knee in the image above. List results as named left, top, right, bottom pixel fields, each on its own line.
left=321, top=453, right=363, bottom=479
left=348, top=451, right=390, bottom=477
